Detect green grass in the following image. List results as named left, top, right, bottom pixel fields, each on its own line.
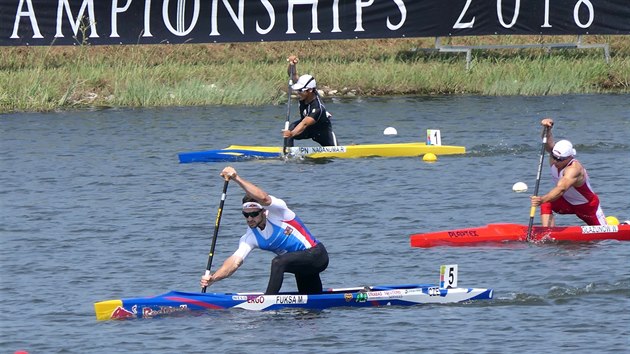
left=0, top=35, right=628, bottom=113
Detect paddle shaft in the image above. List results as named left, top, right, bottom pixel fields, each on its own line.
left=283, top=64, right=295, bottom=155
left=527, top=126, right=549, bottom=241
left=202, top=179, right=229, bottom=293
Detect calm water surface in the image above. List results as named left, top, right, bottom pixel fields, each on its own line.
left=1, top=95, right=629, bottom=353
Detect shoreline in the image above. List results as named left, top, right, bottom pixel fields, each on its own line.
left=1, top=36, right=628, bottom=113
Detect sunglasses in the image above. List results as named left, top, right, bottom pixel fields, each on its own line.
left=551, top=154, right=569, bottom=161
left=242, top=210, right=262, bottom=218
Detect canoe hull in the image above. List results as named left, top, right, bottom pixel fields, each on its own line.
left=410, top=223, right=630, bottom=248
left=94, top=284, right=492, bottom=320
left=178, top=143, right=466, bottom=163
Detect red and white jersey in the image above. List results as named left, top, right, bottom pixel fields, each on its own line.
left=550, top=159, right=598, bottom=205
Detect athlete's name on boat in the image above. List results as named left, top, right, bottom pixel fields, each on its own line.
left=275, top=295, right=308, bottom=304
left=239, top=294, right=308, bottom=304
left=581, top=225, right=618, bottom=234
left=292, top=146, right=347, bottom=155
left=447, top=230, right=479, bottom=238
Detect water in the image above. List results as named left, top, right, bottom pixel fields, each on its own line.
left=1, top=94, right=629, bottom=353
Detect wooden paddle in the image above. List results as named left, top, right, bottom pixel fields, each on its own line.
left=202, top=179, right=229, bottom=293
left=527, top=126, right=549, bottom=241
left=283, top=64, right=295, bottom=156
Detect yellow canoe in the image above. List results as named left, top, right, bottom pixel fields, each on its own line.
left=232, top=143, right=465, bottom=158
left=178, top=142, right=465, bottom=162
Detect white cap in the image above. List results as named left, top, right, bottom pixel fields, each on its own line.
left=292, top=74, right=316, bottom=91
left=552, top=139, right=576, bottom=158
left=242, top=202, right=263, bottom=210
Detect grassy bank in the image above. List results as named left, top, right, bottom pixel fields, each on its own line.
left=1, top=35, right=628, bottom=113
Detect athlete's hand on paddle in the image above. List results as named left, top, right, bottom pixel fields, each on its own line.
left=530, top=195, right=543, bottom=207
left=220, top=166, right=238, bottom=181
left=541, top=118, right=554, bottom=128
left=286, top=55, right=298, bottom=85
left=287, top=55, right=299, bottom=66
left=282, top=129, right=293, bottom=138
left=200, top=274, right=216, bottom=288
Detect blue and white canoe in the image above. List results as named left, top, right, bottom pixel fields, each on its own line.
left=94, top=265, right=492, bottom=320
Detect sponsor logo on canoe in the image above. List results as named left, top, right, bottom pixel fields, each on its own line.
left=367, top=290, right=404, bottom=300
left=275, top=295, right=308, bottom=304
left=247, top=295, right=265, bottom=304
left=296, top=146, right=347, bottom=154
left=232, top=295, right=248, bottom=301
left=142, top=305, right=189, bottom=319
left=581, top=225, right=618, bottom=234
left=344, top=293, right=353, bottom=302
left=284, top=226, right=294, bottom=236
left=404, top=289, right=425, bottom=295
left=448, top=230, right=479, bottom=238
left=110, top=306, right=136, bottom=320
left=355, top=292, right=368, bottom=303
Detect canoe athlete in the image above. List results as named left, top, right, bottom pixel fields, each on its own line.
left=282, top=55, right=338, bottom=147
left=200, top=166, right=329, bottom=294
left=530, top=118, right=607, bottom=226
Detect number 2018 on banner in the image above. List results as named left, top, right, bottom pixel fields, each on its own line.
left=454, top=0, right=596, bottom=29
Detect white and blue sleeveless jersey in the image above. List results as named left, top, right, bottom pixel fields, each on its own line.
left=232, top=196, right=319, bottom=260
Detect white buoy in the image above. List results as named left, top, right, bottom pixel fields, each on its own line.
left=383, top=127, right=397, bottom=136
left=512, top=182, right=528, bottom=193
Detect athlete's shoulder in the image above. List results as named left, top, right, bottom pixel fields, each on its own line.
left=269, top=195, right=287, bottom=207
left=566, top=159, right=585, bottom=173
left=268, top=195, right=296, bottom=221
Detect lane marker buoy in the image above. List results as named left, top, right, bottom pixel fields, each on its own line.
left=423, top=153, right=437, bottom=162
left=383, top=127, right=397, bottom=136
left=512, top=182, right=528, bottom=193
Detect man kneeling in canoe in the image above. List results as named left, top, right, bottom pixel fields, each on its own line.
left=530, top=118, right=607, bottom=226
left=282, top=55, right=338, bottom=147
left=200, top=166, right=329, bottom=294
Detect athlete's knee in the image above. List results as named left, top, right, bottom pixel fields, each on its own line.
left=270, top=256, right=287, bottom=272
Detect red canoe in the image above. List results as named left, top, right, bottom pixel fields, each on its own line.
left=410, top=223, right=630, bottom=248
